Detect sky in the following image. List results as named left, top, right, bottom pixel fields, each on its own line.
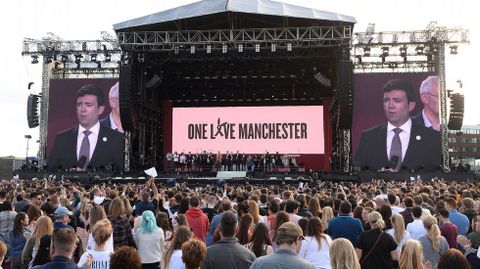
left=0, top=0, right=478, bottom=158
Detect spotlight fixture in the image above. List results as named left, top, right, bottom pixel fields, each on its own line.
left=137, top=53, right=145, bottom=63
left=355, top=55, right=362, bottom=64
left=61, top=54, right=69, bottom=62
left=44, top=56, right=53, bottom=64
left=399, top=46, right=407, bottom=58
left=363, top=47, right=371, bottom=57
left=255, top=44, right=260, bottom=53
left=29, top=55, right=40, bottom=64
left=190, top=45, right=195, bottom=54
left=174, top=46, right=179, bottom=54
left=449, top=45, right=458, bottom=55
left=222, top=44, right=227, bottom=54
left=271, top=43, right=276, bottom=52
left=381, top=47, right=389, bottom=57
left=415, top=45, right=424, bottom=55
left=238, top=44, right=243, bottom=53
left=287, top=43, right=292, bottom=52
left=90, top=54, right=97, bottom=62
left=105, top=53, right=111, bottom=62
left=206, top=45, right=212, bottom=54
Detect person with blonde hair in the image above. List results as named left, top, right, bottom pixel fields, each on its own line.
left=78, top=219, right=113, bottom=269
left=321, top=206, right=334, bottom=231
left=418, top=215, right=449, bottom=269
left=355, top=211, right=398, bottom=269
left=387, top=214, right=411, bottom=252
left=0, top=240, right=7, bottom=269
left=21, top=216, right=53, bottom=267
left=399, top=240, right=426, bottom=269
left=330, top=238, right=360, bottom=269
left=248, top=200, right=265, bottom=225
left=86, top=205, right=114, bottom=253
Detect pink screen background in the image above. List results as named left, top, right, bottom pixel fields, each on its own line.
left=172, top=106, right=324, bottom=154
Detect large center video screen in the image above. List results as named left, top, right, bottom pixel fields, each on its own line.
left=172, top=106, right=324, bottom=154
left=352, top=73, right=442, bottom=172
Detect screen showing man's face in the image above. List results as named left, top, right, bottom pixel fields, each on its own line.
left=76, top=94, right=105, bottom=129
left=383, top=89, right=415, bottom=127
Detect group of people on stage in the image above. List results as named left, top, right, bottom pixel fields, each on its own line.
left=1, top=177, right=480, bottom=269
left=165, top=151, right=300, bottom=173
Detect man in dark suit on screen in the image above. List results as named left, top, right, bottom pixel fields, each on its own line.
left=47, top=85, right=124, bottom=172
left=354, top=79, right=441, bottom=172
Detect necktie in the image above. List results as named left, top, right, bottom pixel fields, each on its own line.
left=79, top=130, right=92, bottom=168
left=390, top=128, right=402, bottom=171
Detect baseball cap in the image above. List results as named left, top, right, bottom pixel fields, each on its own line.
left=276, top=222, right=304, bottom=240
left=54, top=206, right=73, bottom=217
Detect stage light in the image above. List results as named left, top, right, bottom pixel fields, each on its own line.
left=44, top=56, right=53, bottom=64
left=82, top=42, right=87, bottom=51
left=449, top=45, right=458, bottom=55
left=190, top=45, right=195, bottom=54
left=238, top=44, right=243, bottom=53
left=222, top=44, right=227, bottom=53
left=399, top=46, right=407, bottom=57
left=206, top=45, right=212, bottom=54
left=381, top=47, right=389, bottom=57
left=90, top=54, right=97, bottom=62
left=363, top=47, right=370, bottom=57
left=415, top=45, right=424, bottom=55
left=355, top=55, right=362, bottom=64
left=388, top=62, right=398, bottom=69
left=137, top=53, right=145, bottom=63
left=61, top=54, right=69, bottom=62
left=287, top=43, right=292, bottom=51
left=74, top=54, right=83, bottom=68
left=271, top=43, right=276, bottom=52
left=174, top=46, right=179, bottom=54
left=392, top=33, right=398, bottom=43
left=31, top=55, right=39, bottom=64
left=105, top=53, right=111, bottom=62
left=255, top=44, right=260, bottom=53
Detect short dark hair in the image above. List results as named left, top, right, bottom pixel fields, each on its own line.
left=285, top=200, right=299, bottom=213
left=220, top=211, right=237, bottom=237
left=387, top=194, right=396, bottom=205
left=438, top=208, right=449, bottom=218
left=189, top=196, right=200, bottom=207
left=339, top=201, right=352, bottom=215
left=412, top=207, right=423, bottom=218
left=0, top=190, right=7, bottom=199
left=77, top=84, right=106, bottom=107
left=404, top=197, right=414, bottom=208
left=383, top=79, right=415, bottom=102
left=53, top=228, right=77, bottom=252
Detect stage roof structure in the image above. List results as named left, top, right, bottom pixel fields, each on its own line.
left=113, top=0, right=356, bottom=31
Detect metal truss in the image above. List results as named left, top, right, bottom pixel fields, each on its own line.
left=22, top=32, right=122, bottom=74
left=436, top=45, right=451, bottom=172
left=341, top=129, right=351, bottom=172
left=351, top=22, right=469, bottom=70
left=117, top=25, right=353, bottom=52
left=37, top=62, right=51, bottom=167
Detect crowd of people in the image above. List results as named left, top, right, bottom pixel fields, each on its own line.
left=0, top=177, right=480, bottom=269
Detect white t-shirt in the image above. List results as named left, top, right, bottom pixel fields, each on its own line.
left=78, top=249, right=112, bottom=269
left=166, top=249, right=185, bottom=269
left=299, top=235, right=332, bottom=269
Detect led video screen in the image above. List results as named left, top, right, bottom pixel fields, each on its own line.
left=172, top=106, right=324, bottom=154
left=46, top=79, right=124, bottom=171
left=352, top=73, right=442, bottom=171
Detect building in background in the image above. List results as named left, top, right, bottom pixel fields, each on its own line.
left=449, top=124, right=480, bottom=173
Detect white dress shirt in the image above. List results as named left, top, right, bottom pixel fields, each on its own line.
left=76, top=121, right=100, bottom=161
left=386, top=119, right=412, bottom=162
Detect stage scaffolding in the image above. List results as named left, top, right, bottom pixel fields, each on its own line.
left=21, top=21, right=469, bottom=172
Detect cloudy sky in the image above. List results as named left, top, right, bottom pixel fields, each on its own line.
left=0, top=0, right=478, bottom=157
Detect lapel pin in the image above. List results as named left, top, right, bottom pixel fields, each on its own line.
left=103, top=137, right=108, bottom=142
left=416, top=135, right=421, bottom=141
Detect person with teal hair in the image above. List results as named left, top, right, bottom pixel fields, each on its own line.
left=133, top=210, right=165, bottom=269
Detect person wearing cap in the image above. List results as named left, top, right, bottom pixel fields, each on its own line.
left=250, top=222, right=315, bottom=269
left=200, top=211, right=256, bottom=269
left=53, top=206, right=73, bottom=230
